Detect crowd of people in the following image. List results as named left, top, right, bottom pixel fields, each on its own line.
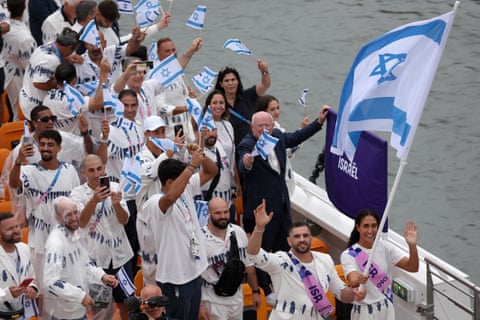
left=0, top=2, right=420, bottom=320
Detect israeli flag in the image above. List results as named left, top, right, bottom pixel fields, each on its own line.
left=186, top=5, right=206, bottom=30
left=195, top=200, right=209, bottom=228
left=192, top=66, right=217, bottom=94
left=22, top=295, right=39, bottom=318
left=331, top=8, right=456, bottom=162
left=149, top=137, right=179, bottom=153
left=223, top=39, right=252, bottom=55
left=79, top=20, right=100, bottom=47
left=198, top=106, right=216, bottom=132
left=251, top=130, right=279, bottom=160
left=117, top=266, right=136, bottom=296
left=148, top=53, right=184, bottom=86
left=148, top=42, right=159, bottom=63
left=135, top=0, right=160, bottom=27
left=186, top=97, right=203, bottom=126
left=121, top=152, right=141, bottom=193
left=117, top=0, right=134, bottom=14
left=103, top=84, right=123, bottom=116
left=64, top=81, right=86, bottom=116
left=75, top=80, right=98, bottom=96
left=298, top=88, right=309, bottom=106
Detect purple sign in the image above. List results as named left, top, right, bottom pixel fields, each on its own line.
left=324, top=111, right=388, bottom=230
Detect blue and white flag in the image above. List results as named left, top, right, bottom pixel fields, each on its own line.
left=64, top=81, right=86, bottom=116
left=135, top=0, right=160, bottom=27
left=117, top=0, right=134, bottom=13
left=148, top=53, right=184, bottom=86
left=149, top=137, right=179, bottom=153
left=186, top=97, right=203, bottom=125
left=194, top=200, right=209, bottom=228
left=75, top=80, right=98, bottom=97
left=223, top=39, right=252, bottom=55
left=331, top=8, right=456, bottom=161
left=22, top=296, right=39, bottom=318
left=298, top=88, right=309, bottom=106
left=121, top=152, right=141, bottom=194
left=103, top=84, right=123, bottom=116
left=23, top=120, right=30, bottom=137
left=191, top=66, right=217, bottom=94
left=79, top=20, right=100, bottom=47
left=117, top=266, right=136, bottom=296
left=148, top=42, right=159, bottom=63
left=251, top=130, right=279, bottom=160
left=198, top=106, right=215, bottom=131
left=186, top=5, right=206, bottom=30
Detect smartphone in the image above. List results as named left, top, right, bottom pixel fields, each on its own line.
left=19, top=277, right=34, bottom=288
left=22, top=136, right=33, bottom=146
left=145, top=61, right=154, bottom=68
left=174, top=124, right=184, bottom=137
left=136, top=63, right=147, bottom=72
left=99, top=176, right=110, bottom=191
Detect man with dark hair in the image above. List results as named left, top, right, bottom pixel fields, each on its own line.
left=142, top=147, right=218, bottom=320
left=2, top=0, right=36, bottom=121
left=42, top=0, right=82, bottom=43
left=76, top=0, right=96, bottom=26
left=95, top=0, right=120, bottom=46
left=19, top=27, right=80, bottom=119
left=9, top=129, right=81, bottom=317
left=0, top=212, right=39, bottom=319
left=247, top=201, right=362, bottom=320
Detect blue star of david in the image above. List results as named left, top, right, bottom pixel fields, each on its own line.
left=202, top=75, right=210, bottom=84
left=161, top=68, right=171, bottom=78
left=193, top=12, right=199, bottom=21
left=192, top=109, right=200, bottom=116
left=258, top=139, right=266, bottom=147
left=370, top=53, right=407, bottom=85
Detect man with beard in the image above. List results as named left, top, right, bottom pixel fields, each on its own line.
left=198, top=197, right=260, bottom=320
left=0, top=213, right=38, bottom=319
left=247, top=200, right=363, bottom=320
left=43, top=196, right=118, bottom=320
left=8, top=129, right=81, bottom=310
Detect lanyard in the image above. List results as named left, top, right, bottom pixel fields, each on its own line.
left=228, top=107, right=251, bottom=124
left=36, top=165, right=62, bottom=205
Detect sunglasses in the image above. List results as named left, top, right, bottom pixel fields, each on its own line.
left=36, top=115, right=58, bottom=123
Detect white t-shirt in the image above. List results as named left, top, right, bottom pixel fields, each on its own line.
left=69, top=182, right=133, bottom=269
left=142, top=174, right=208, bottom=284
left=341, top=241, right=404, bottom=305
left=200, top=223, right=252, bottom=305
left=17, top=162, right=80, bottom=253
left=20, top=43, right=63, bottom=119
left=41, top=8, right=82, bottom=44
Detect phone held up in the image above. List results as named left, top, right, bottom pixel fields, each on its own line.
left=99, top=176, right=110, bottom=191
left=174, top=124, right=184, bottom=137
left=19, top=277, right=34, bottom=288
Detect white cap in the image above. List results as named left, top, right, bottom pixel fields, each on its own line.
left=144, top=116, right=166, bottom=131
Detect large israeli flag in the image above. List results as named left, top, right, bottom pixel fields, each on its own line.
left=186, top=5, right=206, bottom=30
left=148, top=53, right=184, bottom=86
left=331, top=8, right=456, bottom=161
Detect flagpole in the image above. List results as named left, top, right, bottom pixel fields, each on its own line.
left=168, top=0, right=173, bottom=13
left=362, top=156, right=408, bottom=277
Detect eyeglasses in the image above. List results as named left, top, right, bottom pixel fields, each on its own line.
left=36, top=115, right=58, bottom=123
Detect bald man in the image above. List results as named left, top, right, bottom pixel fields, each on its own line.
left=140, top=284, right=168, bottom=320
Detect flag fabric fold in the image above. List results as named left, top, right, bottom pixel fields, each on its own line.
left=331, top=9, right=456, bottom=162
left=251, top=130, right=279, bottom=160
left=191, top=66, right=217, bottom=94
left=148, top=53, right=184, bottom=86
left=79, top=20, right=100, bottom=47
left=64, top=81, right=86, bottom=116
left=223, top=39, right=252, bottom=55
left=186, top=5, right=206, bottom=30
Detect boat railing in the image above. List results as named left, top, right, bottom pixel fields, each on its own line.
left=419, top=256, right=480, bottom=320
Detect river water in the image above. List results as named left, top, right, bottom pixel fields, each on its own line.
left=120, top=0, right=480, bottom=283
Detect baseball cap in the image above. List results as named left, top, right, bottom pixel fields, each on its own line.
left=144, top=116, right=166, bottom=131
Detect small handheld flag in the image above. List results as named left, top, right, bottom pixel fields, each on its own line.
left=148, top=53, right=184, bottom=86
left=75, top=80, right=98, bottom=97
left=186, top=5, right=206, bottom=30
left=223, top=39, right=252, bottom=55
left=191, top=66, right=217, bottom=94
left=198, top=106, right=216, bottom=131
left=117, top=266, right=136, bottom=296
left=148, top=42, right=159, bottom=63
left=79, top=20, right=100, bottom=47
left=298, top=88, right=309, bottom=106
left=64, top=81, right=86, bottom=116
left=103, top=84, right=123, bottom=116
left=149, top=137, right=179, bottom=153
left=117, top=0, right=134, bottom=14
left=251, top=130, right=279, bottom=160
left=134, top=0, right=160, bottom=27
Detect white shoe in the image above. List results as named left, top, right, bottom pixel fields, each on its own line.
left=266, top=292, right=276, bottom=306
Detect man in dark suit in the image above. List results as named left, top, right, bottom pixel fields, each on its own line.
left=238, top=106, right=329, bottom=302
